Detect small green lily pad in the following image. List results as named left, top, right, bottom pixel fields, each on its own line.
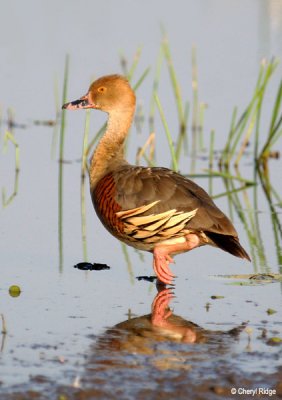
left=267, top=337, right=282, bottom=345
left=9, top=285, right=21, bottom=297
left=211, top=295, right=225, bottom=300
left=266, top=308, right=277, bottom=315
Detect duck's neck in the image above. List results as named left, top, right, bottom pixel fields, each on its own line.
left=90, top=107, right=135, bottom=190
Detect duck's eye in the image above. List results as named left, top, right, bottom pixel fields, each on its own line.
left=98, top=86, right=106, bottom=93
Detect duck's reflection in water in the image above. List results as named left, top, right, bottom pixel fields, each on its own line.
left=79, top=287, right=248, bottom=398
left=86, top=287, right=247, bottom=369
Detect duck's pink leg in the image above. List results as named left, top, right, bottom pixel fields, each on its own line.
left=153, top=248, right=175, bottom=285
left=153, top=233, right=201, bottom=285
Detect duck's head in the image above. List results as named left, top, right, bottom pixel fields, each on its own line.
left=62, top=74, right=136, bottom=113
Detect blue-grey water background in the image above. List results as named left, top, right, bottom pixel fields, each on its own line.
left=0, top=0, right=282, bottom=397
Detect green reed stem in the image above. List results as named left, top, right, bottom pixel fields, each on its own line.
left=242, top=185, right=265, bottom=272
left=51, top=75, right=60, bottom=159
left=0, top=106, right=2, bottom=139
left=191, top=45, right=199, bottom=134
left=208, top=130, right=215, bottom=169
left=223, top=176, right=258, bottom=270
left=252, top=62, right=271, bottom=163
left=59, top=55, right=69, bottom=163
left=142, top=152, right=156, bottom=167
left=2, top=130, right=20, bottom=207
left=234, top=111, right=256, bottom=166
left=202, top=169, right=255, bottom=185
left=235, top=60, right=277, bottom=165
left=162, top=35, right=185, bottom=129
left=175, top=100, right=190, bottom=162
left=190, top=46, right=200, bottom=173
left=183, top=101, right=190, bottom=153
left=149, top=47, right=164, bottom=133
left=81, top=110, right=91, bottom=261
left=211, top=184, right=252, bottom=200
left=133, top=67, right=150, bottom=91
left=1, top=314, right=7, bottom=335
left=223, top=59, right=278, bottom=167
left=259, top=79, right=282, bottom=160
left=127, top=46, right=143, bottom=82
left=221, top=107, right=237, bottom=165
left=58, top=54, right=69, bottom=272
left=208, top=130, right=215, bottom=195
left=198, top=102, right=206, bottom=152
left=121, top=243, right=135, bottom=285
left=154, top=93, right=178, bottom=171
left=256, top=166, right=282, bottom=269
left=265, top=128, right=282, bottom=149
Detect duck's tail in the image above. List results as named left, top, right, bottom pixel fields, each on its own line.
left=205, top=232, right=251, bottom=261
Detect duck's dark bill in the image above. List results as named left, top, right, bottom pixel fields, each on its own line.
left=62, top=95, right=94, bottom=110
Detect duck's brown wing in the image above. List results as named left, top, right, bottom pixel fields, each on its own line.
left=93, top=166, right=250, bottom=260
left=113, top=166, right=236, bottom=235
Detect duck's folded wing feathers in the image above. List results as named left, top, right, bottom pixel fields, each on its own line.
left=114, top=166, right=238, bottom=237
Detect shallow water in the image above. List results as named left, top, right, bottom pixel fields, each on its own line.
left=1, top=1, right=282, bottom=399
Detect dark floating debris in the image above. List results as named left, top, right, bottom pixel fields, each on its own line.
left=6, top=120, right=27, bottom=129
left=136, top=275, right=157, bottom=282
left=211, top=295, right=225, bottom=300
left=74, top=262, right=110, bottom=271
left=34, top=119, right=56, bottom=127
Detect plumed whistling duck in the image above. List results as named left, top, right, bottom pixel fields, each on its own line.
left=62, top=74, right=250, bottom=285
